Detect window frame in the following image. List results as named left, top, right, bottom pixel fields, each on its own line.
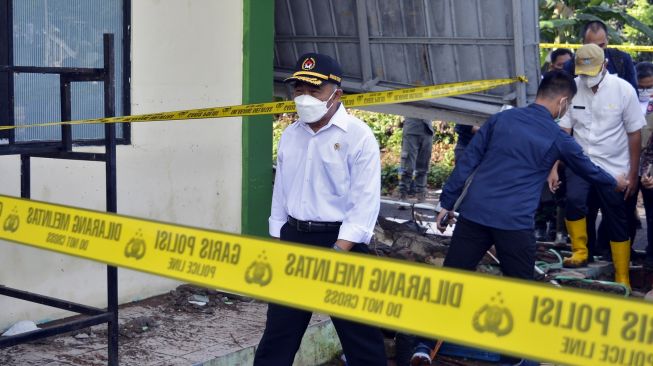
left=0, top=0, right=131, bottom=146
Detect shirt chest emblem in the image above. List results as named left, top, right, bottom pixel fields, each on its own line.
left=334, top=143, right=340, bottom=151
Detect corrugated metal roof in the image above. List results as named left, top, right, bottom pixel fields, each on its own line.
left=274, top=0, right=540, bottom=123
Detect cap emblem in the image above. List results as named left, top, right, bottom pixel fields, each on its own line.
left=580, top=58, right=592, bottom=65
left=302, top=57, right=316, bottom=70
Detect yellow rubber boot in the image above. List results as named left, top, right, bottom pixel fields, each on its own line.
left=610, top=240, right=631, bottom=289
left=563, top=218, right=589, bottom=268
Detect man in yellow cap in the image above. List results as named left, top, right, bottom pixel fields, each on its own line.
left=548, top=44, right=645, bottom=288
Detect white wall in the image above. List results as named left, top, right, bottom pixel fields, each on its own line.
left=0, top=0, right=244, bottom=329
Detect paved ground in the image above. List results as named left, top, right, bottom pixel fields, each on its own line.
left=0, top=287, right=281, bottom=365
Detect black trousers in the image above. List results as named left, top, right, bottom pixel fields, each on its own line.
left=253, top=223, right=387, bottom=366
left=444, top=217, right=535, bottom=280
left=413, top=217, right=533, bottom=362
left=565, top=167, right=628, bottom=243
left=588, top=185, right=639, bottom=259
left=642, top=184, right=653, bottom=260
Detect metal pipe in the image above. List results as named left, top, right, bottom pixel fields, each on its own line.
left=511, top=0, right=526, bottom=107
left=103, top=33, right=119, bottom=366
left=0, top=285, right=105, bottom=315
left=355, top=0, right=374, bottom=84
left=0, top=313, right=113, bottom=348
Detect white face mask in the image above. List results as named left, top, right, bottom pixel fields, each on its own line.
left=294, top=88, right=338, bottom=123
left=555, top=97, right=569, bottom=123
left=638, top=88, right=651, bottom=103
left=581, top=66, right=605, bottom=88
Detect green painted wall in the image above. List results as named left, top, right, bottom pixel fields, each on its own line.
left=241, top=0, right=274, bottom=237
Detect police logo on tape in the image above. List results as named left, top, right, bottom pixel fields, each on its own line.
left=245, top=251, right=273, bottom=287
left=3, top=207, right=20, bottom=233
left=124, top=229, right=146, bottom=260
left=472, top=292, right=514, bottom=337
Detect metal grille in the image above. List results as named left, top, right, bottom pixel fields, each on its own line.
left=274, top=0, right=540, bottom=120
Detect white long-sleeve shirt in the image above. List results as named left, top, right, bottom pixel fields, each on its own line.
left=269, top=104, right=381, bottom=244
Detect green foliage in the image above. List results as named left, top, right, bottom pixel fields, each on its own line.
left=624, top=0, right=653, bottom=60
left=539, top=0, right=653, bottom=62
left=349, top=109, right=403, bottom=152
left=380, top=164, right=400, bottom=195
left=272, top=114, right=293, bottom=162
left=273, top=110, right=458, bottom=194
left=428, top=163, right=454, bottom=189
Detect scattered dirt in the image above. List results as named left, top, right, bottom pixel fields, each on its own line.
left=0, top=285, right=267, bottom=366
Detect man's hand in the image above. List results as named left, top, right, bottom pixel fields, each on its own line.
left=615, top=174, right=630, bottom=194
left=642, top=174, right=653, bottom=189
left=625, top=172, right=639, bottom=198
left=547, top=168, right=561, bottom=193
left=436, top=209, right=454, bottom=233
left=333, top=239, right=355, bottom=251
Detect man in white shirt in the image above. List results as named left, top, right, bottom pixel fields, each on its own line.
left=550, top=44, right=645, bottom=288
left=254, top=53, right=386, bottom=366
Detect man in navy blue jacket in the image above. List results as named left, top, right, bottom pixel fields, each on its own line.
left=410, top=71, right=627, bottom=366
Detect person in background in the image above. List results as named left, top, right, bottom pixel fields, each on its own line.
left=637, top=62, right=653, bottom=270
left=399, top=118, right=434, bottom=202
left=453, top=124, right=479, bottom=162
left=563, top=20, right=637, bottom=91
left=549, top=48, right=573, bottom=72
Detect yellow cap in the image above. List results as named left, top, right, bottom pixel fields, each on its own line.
left=575, top=44, right=605, bottom=76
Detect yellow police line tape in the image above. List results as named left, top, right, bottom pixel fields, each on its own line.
left=541, top=42, right=653, bottom=53
left=0, top=77, right=526, bottom=131
left=1, top=194, right=652, bottom=366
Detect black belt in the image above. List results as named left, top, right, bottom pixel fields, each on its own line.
left=287, top=216, right=342, bottom=233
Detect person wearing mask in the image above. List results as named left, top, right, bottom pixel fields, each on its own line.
left=255, top=53, right=387, bottom=366
left=549, top=44, right=645, bottom=289
left=561, top=21, right=638, bottom=259
left=410, top=70, right=627, bottom=366
left=637, top=62, right=653, bottom=270
left=563, top=20, right=637, bottom=91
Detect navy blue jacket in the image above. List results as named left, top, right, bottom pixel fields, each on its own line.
left=454, top=124, right=475, bottom=147
left=440, top=104, right=616, bottom=230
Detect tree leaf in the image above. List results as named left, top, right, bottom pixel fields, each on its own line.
left=620, top=12, right=653, bottom=40
left=540, top=18, right=578, bottom=29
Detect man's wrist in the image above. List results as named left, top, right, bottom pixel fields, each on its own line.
left=332, top=244, right=345, bottom=251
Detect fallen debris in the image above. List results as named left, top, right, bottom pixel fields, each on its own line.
left=1, top=320, right=39, bottom=337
